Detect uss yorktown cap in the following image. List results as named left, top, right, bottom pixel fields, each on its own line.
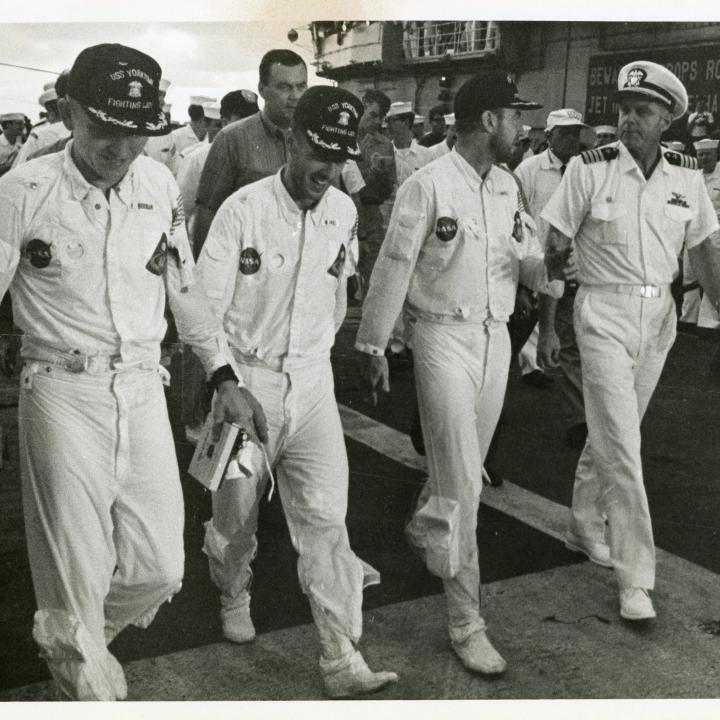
left=454, top=70, right=542, bottom=121
left=293, top=85, right=363, bottom=162
left=66, top=43, right=170, bottom=136
left=545, top=108, right=589, bottom=131
left=614, top=60, right=689, bottom=120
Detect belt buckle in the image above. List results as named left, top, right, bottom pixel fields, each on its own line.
left=640, top=284, right=659, bottom=298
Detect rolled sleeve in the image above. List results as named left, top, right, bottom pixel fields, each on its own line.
left=541, top=156, right=589, bottom=240
left=355, top=178, right=433, bottom=353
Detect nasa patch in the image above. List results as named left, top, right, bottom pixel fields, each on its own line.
left=435, top=217, right=458, bottom=242
left=511, top=211, right=524, bottom=243
left=239, top=247, right=261, bottom=275
left=145, top=233, right=169, bottom=275
left=327, top=244, right=346, bottom=278
left=26, top=239, right=52, bottom=269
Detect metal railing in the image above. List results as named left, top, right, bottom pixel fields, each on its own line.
left=402, top=21, right=500, bottom=60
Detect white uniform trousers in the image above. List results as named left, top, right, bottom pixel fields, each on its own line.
left=19, top=362, right=184, bottom=700
left=203, top=359, right=377, bottom=663
left=554, top=291, right=586, bottom=429
left=569, top=286, right=676, bottom=589
left=406, top=319, right=510, bottom=644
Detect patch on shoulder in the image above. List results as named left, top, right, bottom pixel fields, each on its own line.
left=664, top=150, right=698, bottom=170
left=581, top=146, right=619, bottom=164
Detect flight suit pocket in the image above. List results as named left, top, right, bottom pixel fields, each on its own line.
left=590, top=202, right=626, bottom=245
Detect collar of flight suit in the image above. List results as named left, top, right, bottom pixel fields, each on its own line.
left=62, top=139, right=136, bottom=205
left=447, top=148, right=505, bottom=194
left=272, top=168, right=331, bottom=228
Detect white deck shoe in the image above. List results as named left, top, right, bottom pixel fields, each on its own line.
left=564, top=531, right=613, bottom=568
left=221, top=604, right=256, bottom=644
left=619, top=588, right=656, bottom=620
left=322, top=650, right=398, bottom=698
left=452, top=630, right=507, bottom=675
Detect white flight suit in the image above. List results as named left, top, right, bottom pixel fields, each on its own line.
left=0, top=142, right=231, bottom=700
left=196, top=170, right=377, bottom=670
left=542, top=142, right=718, bottom=589
left=356, top=150, right=562, bottom=643
left=681, top=161, right=720, bottom=327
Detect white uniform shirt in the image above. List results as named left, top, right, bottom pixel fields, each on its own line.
left=0, top=141, right=229, bottom=371
left=177, top=142, right=211, bottom=220
left=515, top=148, right=565, bottom=247
left=144, top=134, right=173, bottom=166
left=356, top=149, right=563, bottom=355
left=12, top=122, right=72, bottom=168
left=0, top=132, right=22, bottom=166
left=542, top=141, right=719, bottom=287
left=165, top=125, right=203, bottom=176
left=394, top=140, right=433, bottom=187
left=197, top=170, right=358, bottom=371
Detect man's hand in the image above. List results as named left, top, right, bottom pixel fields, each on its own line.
left=213, top=381, right=269, bottom=445
left=563, top=251, right=578, bottom=283
left=537, top=328, right=560, bottom=370
left=360, top=353, right=390, bottom=406
left=514, top=285, right=536, bottom=320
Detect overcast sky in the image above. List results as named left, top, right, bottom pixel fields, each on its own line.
left=2, top=1, right=716, bottom=122
left=0, top=22, right=324, bottom=122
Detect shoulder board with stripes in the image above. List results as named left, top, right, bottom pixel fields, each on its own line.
left=581, top=146, right=619, bottom=164
left=664, top=150, right=698, bottom=170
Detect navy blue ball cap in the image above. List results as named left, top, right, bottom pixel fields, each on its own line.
left=67, top=43, right=170, bottom=136
left=454, top=71, right=542, bottom=121
left=294, top=86, right=364, bottom=162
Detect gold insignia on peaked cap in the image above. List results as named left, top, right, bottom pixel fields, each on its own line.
left=614, top=60, right=689, bottom=120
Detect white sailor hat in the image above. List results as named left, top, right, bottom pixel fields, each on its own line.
left=444, top=112, right=455, bottom=126
left=38, top=89, right=58, bottom=106
left=202, top=101, right=221, bottom=120
left=545, top=108, right=589, bottom=131
left=189, top=95, right=216, bottom=105
left=43, top=80, right=56, bottom=91
left=159, top=78, right=171, bottom=92
left=594, top=124, right=617, bottom=136
left=693, top=137, right=719, bottom=152
left=666, top=141, right=686, bottom=152
left=0, top=112, right=24, bottom=123
left=413, top=114, right=426, bottom=124
left=615, top=60, right=688, bottom=120
left=386, top=101, right=414, bottom=119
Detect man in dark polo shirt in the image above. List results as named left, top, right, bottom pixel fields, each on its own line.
left=191, top=49, right=307, bottom=256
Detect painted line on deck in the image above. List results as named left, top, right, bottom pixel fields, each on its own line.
left=338, top=402, right=720, bottom=606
